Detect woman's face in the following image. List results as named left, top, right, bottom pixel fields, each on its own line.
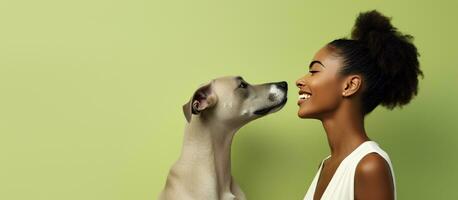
left=296, top=45, right=346, bottom=119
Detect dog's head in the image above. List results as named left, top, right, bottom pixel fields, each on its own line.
left=183, top=76, right=287, bottom=126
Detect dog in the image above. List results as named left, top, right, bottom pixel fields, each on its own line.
left=158, top=76, right=288, bottom=200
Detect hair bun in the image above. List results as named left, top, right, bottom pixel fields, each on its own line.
left=332, top=10, right=422, bottom=113
left=351, top=10, right=395, bottom=42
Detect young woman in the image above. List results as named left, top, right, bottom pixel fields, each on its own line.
left=297, top=10, right=423, bottom=200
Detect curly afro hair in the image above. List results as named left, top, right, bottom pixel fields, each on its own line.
left=328, top=10, right=423, bottom=115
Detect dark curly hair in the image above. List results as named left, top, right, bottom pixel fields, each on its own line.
left=328, top=10, right=423, bottom=115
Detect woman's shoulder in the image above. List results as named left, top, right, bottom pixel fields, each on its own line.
left=355, top=141, right=393, bottom=178
left=354, top=153, right=395, bottom=199
left=356, top=153, right=392, bottom=177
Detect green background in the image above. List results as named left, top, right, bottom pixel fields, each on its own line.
left=1, top=0, right=457, bottom=199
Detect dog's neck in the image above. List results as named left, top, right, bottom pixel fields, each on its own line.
left=178, top=117, right=240, bottom=197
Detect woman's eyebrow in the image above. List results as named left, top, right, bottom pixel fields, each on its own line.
left=309, top=60, right=326, bottom=69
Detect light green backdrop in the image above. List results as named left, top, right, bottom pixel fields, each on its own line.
left=1, top=0, right=457, bottom=199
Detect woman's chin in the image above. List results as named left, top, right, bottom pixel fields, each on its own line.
left=297, top=110, right=310, bottom=118
left=298, top=108, right=320, bottom=119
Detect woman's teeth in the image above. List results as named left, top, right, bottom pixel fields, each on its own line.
left=299, top=94, right=311, bottom=100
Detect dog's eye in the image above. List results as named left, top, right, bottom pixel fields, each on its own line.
left=238, top=81, right=248, bottom=89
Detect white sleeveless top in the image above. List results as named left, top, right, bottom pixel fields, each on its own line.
left=303, top=141, right=396, bottom=200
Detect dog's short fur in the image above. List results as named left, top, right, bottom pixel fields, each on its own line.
left=159, top=76, right=288, bottom=200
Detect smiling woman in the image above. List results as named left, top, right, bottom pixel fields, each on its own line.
left=296, top=10, right=422, bottom=200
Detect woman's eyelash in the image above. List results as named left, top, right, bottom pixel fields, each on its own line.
left=309, top=70, right=319, bottom=73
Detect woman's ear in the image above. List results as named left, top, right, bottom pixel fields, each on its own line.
left=342, top=75, right=362, bottom=97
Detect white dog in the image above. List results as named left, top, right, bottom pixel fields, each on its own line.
left=159, top=76, right=288, bottom=200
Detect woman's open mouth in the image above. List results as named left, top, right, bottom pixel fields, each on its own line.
left=297, top=92, right=311, bottom=105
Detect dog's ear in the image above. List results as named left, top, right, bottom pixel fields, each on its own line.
left=183, top=101, right=193, bottom=123
left=182, top=83, right=217, bottom=123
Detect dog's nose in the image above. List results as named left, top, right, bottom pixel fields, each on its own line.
left=276, top=81, right=288, bottom=91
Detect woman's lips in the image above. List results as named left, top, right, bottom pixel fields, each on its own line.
left=297, top=93, right=311, bottom=105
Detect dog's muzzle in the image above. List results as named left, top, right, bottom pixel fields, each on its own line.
left=253, top=81, right=288, bottom=115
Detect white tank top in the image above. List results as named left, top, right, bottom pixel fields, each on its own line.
left=303, top=141, right=396, bottom=200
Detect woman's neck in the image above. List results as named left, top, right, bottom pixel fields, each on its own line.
left=320, top=104, right=370, bottom=159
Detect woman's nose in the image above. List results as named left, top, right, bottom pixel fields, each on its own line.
left=296, top=78, right=305, bottom=88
